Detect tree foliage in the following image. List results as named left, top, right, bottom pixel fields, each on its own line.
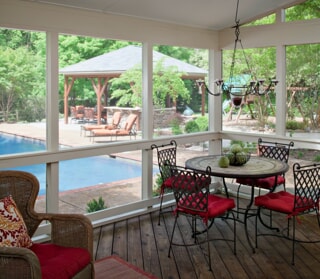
left=110, top=59, right=190, bottom=108
left=0, top=45, right=45, bottom=121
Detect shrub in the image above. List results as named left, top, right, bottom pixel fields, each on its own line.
left=153, top=174, right=163, bottom=197
left=86, top=197, right=107, bottom=213
left=195, top=116, right=208, bottom=131
left=314, top=155, right=320, bottom=162
left=184, top=120, right=200, bottom=133
left=168, top=113, right=184, bottom=135
left=286, top=120, right=305, bottom=130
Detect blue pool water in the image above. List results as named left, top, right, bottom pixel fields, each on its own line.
left=0, top=134, right=155, bottom=195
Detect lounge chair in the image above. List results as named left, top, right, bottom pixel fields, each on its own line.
left=91, top=113, right=138, bottom=142
left=70, top=105, right=85, bottom=123
left=81, top=111, right=122, bottom=136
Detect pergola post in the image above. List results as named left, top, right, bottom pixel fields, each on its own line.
left=91, top=77, right=109, bottom=125
left=64, top=76, right=75, bottom=124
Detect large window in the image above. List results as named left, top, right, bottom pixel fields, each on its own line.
left=58, top=35, right=142, bottom=147
left=0, top=28, right=46, bottom=149
left=222, top=47, right=277, bottom=134
left=286, top=43, right=320, bottom=137
left=152, top=45, right=209, bottom=139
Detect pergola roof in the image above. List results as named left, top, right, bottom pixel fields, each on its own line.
left=59, top=45, right=207, bottom=79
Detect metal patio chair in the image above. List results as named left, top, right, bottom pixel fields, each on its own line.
left=168, top=165, right=236, bottom=271
left=235, top=138, right=294, bottom=218
left=254, top=162, right=320, bottom=265
left=151, top=140, right=177, bottom=225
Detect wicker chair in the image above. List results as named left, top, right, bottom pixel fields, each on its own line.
left=0, top=170, right=94, bottom=279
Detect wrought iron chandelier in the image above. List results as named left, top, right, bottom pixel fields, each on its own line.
left=197, top=0, right=278, bottom=97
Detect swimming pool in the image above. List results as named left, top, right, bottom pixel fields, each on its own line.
left=0, top=133, right=156, bottom=195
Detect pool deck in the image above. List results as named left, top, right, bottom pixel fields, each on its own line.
left=0, top=120, right=308, bottom=214
left=0, top=120, right=205, bottom=214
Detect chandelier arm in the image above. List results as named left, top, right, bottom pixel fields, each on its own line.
left=204, top=82, right=221, bottom=96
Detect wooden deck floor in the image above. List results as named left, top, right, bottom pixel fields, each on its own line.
left=93, top=198, right=320, bottom=279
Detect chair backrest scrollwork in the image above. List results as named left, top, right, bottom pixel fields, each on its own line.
left=293, top=162, right=320, bottom=214
left=258, top=138, right=294, bottom=163
left=151, top=140, right=177, bottom=182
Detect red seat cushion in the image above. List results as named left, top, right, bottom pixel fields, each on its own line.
left=254, top=191, right=315, bottom=215
left=236, top=175, right=285, bottom=190
left=29, top=243, right=90, bottom=279
left=177, top=194, right=235, bottom=223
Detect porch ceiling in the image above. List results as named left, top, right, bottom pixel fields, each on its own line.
left=23, top=0, right=306, bottom=30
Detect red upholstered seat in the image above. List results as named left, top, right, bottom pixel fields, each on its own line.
left=255, top=190, right=316, bottom=215
left=30, top=243, right=91, bottom=279
left=236, top=175, right=285, bottom=190
left=177, top=194, right=235, bottom=224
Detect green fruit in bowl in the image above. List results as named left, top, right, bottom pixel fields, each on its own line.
left=218, top=156, right=230, bottom=168
left=226, top=152, right=236, bottom=165
left=235, top=151, right=249, bottom=165
left=230, top=144, right=243, bottom=154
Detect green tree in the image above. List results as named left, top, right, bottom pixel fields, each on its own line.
left=0, top=46, right=45, bottom=121
left=286, top=0, right=320, bottom=20
left=110, top=59, right=190, bottom=108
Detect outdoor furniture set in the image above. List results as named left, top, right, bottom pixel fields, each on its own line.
left=152, top=138, right=320, bottom=270
left=70, top=105, right=107, bottom=124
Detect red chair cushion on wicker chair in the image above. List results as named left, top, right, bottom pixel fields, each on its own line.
left=254, top=191, right=315, bottom=215
left=236, top=175, right=285, bottom=190
left=30, top=243, right=90, bottom=279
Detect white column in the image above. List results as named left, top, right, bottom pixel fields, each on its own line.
left=46, top=31, right=60, bottom=213
left=141, top=43, right=154, bottom=200
left=275, top=45, right=287, bottom=137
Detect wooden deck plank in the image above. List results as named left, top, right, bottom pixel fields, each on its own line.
left=139, top=212, right=162, bottom=278
left=181, top=218, right=218, bottom=279
left=152, top=210, right=181, bottom=279
left=93, top=198, right=320, bottom=279
left=127, top=216, right=144, bottom=268
left=167, top=213, right=203, bottom=279
left=95, top=223, right=114, bottom=260
left=112, top=220, right=128, bottom=258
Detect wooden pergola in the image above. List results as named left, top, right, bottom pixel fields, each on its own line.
left=60, top=45, right=207, bottom=124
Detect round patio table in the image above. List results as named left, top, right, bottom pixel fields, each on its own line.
left=185, top=155, right=289, bottom=251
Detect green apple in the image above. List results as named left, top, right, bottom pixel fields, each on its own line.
left=218, top=156, right=230, bottom=168
left=230, top=144, right=243, bottom=154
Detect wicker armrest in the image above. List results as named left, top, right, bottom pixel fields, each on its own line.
left=39, top=213, right=93, bottom=257
left=0, top=246, right=42, bottom=279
